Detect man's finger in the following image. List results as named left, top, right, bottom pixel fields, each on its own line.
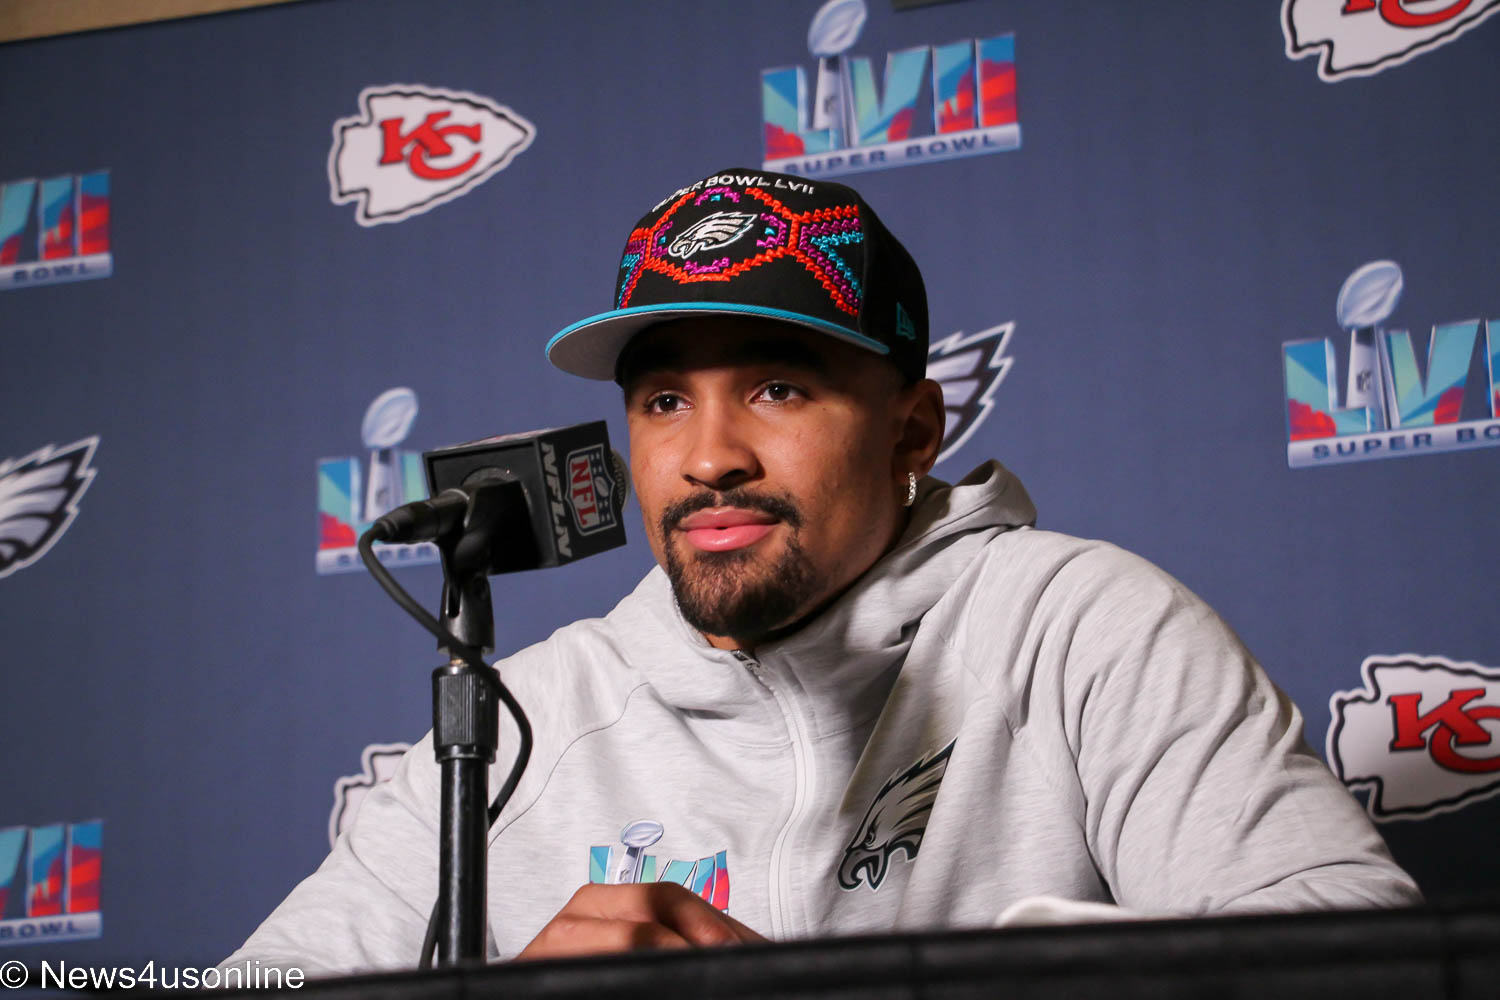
left=645, top=883, right=763, bottom=945
left=562, top=883, right=764, bottom=946
left=514, top=915, right=693, bottom=961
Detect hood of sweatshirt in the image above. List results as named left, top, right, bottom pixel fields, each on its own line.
left=607, top=460, right=1037, bottom=745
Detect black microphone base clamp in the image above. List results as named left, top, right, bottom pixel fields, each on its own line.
left=433, top=658, right=499, bottom=967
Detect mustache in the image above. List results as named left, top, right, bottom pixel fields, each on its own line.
left=661, top=488, right=805, bottom=535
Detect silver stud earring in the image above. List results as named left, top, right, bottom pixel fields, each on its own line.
left=903, top=471, right=917, bottom=507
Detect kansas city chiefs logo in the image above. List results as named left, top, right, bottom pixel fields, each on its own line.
left=0, top=437, right=98, bottom=580
left=839, top=740, right=955, bottom=891
left=929, top=323, right=1014, bottom=465
left=1328, top=655, right=1500, bottom=820
left=329, top=84, right=536, bottom=226
left=329, top=742, right=410, bottom=847
left=1283, top=0, right=1500, bottom=81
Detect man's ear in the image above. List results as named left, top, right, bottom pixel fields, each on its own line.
left=894, top=378, right=946, bottom=478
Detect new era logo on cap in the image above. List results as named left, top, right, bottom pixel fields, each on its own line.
left=546, top=168, right=928, bottom=383
left=896, top=302, right=916, bottom=341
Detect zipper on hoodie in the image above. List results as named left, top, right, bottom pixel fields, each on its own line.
left=732, top=649, right=813, bottom=940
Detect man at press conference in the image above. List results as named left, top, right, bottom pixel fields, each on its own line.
left=223, top=168, right=1420, bottom=971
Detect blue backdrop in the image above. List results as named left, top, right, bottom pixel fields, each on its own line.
left=1, top=0, right=1496, bottom=969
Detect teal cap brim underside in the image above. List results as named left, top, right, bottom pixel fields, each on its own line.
left=545, top=302, right=889, bottom=381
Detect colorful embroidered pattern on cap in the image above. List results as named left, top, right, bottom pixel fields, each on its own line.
left=616, top=183, right=865, bottom=318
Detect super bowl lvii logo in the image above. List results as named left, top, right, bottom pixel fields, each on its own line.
left=316, top=387, right=439, bottom=574
left=589, top=820, right=730, bottom=912
left=1, top=171, right=111, bottom=291
left=761, top=0, right=1020, bottom=177
left=1281, top=261, right=1499, bottom=467
left=0, top=821, right=102, bottom=945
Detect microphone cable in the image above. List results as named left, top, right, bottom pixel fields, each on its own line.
left=357, top=526, right=533, bottom=971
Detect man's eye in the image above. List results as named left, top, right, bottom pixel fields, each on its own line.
left=644, top=392, right=686, bottom=414
left=756, top=382, right=804, bottom=403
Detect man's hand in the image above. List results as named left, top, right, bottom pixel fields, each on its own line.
left=514, top=883, right=764, bottom=961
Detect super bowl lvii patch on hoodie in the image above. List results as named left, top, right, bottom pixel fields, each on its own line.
left=589, top=820, right=731, bottom=911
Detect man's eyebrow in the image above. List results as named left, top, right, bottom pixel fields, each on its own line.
left=621, top=336, right=833, bottom=385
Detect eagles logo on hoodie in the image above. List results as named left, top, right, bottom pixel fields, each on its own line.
left=838, top=740, right=955, bottom=891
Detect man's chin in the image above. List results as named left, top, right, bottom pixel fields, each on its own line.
left=672, top=555, right=779, bottom=616
left=664, top=538, right=816, bottom=643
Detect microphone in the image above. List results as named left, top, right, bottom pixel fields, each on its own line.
left=370, top=420, right=630, bottom=573
left=356, top=422, right=630, bottom=967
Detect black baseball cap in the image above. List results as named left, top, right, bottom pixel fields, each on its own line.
left=546, top=167, right=928, bottom=382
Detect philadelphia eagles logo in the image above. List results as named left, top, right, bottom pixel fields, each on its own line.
left=838, top=739, right=955, bottom=891
left=667, top=211, right=757, bottom=259
left=0, top=437, right=99, bottom=580
left=928, top=323, right=1014, bottom=465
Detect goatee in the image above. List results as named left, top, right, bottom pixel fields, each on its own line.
left=660, top=488, right=819, bottom=643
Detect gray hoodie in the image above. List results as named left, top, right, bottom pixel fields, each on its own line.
left=224, top=461, right=1419, bottom=974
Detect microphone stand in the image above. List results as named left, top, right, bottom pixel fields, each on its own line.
left=358, top=420, right=623, bottom=969
left=428, top=481, right=531, bottom=966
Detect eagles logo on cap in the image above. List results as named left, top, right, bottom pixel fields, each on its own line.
left=546, top=167, right=928, bottom=383
left=666, top=211, right=759, bottom=260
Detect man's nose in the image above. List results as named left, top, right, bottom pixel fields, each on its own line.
left=680, top=402, right=759, bottom=491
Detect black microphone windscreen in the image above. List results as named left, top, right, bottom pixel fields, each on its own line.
left=422, top=421, right=629, bottom=571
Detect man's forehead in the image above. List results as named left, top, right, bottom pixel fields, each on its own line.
left=618, top=320, right=842, bottom=383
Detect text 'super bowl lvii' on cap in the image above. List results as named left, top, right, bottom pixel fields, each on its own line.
left=546, top=167, right=928, bottom=382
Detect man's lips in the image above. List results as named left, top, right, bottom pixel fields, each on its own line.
left=676, top=508, right=780, bottom=553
